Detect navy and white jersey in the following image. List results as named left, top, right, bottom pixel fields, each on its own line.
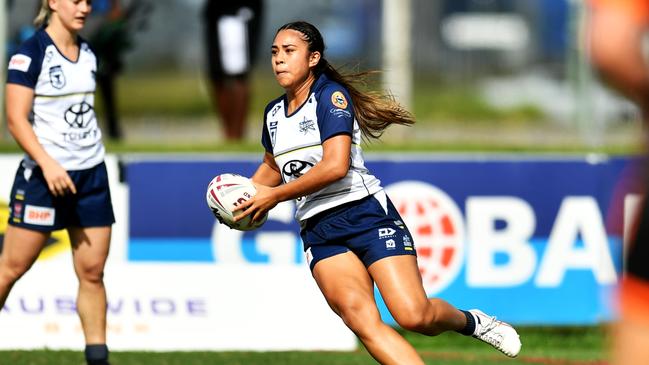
left=7, top=29, right=104, bottom=171
left=261, top=73, right=382, bottom=221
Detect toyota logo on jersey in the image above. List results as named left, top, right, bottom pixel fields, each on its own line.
left=385, top=181, right=465, bottom=295
left=64, top=101, right=94, bottom=128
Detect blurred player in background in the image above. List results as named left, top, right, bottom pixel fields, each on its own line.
left=88, top=0, right=125, bottom=141
left=588, top=1, right=649, bottom=364
left=0, top=1, right=114, bottom=364
left=87, top=0, right=151, bottom=141
left=203, top=0, right=263, bottom=141
left=234, top=21, right=522, bottom=363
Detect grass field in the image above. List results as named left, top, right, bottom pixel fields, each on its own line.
left=0, top=70, right=641, bottom=153
left=0, top=326, right=609, bottom=365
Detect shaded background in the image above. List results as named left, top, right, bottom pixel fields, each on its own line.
left=2, top=0, right=641, bottom=149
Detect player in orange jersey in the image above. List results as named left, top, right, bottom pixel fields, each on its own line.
left=588, top=1, right=649, bottom=364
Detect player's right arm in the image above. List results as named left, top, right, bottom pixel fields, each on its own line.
left=6, top=83, right=76, bottom=196
left=251, top=151, right=282, bottom=187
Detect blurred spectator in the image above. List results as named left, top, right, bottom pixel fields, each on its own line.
left=203, top=0, right=264, bottom=141
left=88, top=0, right=151, bottom=141
left=588, top=1, right=649, bottom=365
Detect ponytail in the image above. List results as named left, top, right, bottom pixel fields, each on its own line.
left=34, top=0, right=51, bottom=28
left=319, top=60, right=415, bottom=140
left=277, top=21, right=415, bottom=140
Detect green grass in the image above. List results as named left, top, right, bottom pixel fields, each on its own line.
left=411, top=76, right=545, bottom=125
left=107, top=70, right=543, bottom=124
left=0, top=326, right=609, bottom=365
left=112, top=73, right=212, bottom=118
left=0, top=137, right=640, bottom=155
left=0, top=70, right=640, bottom=154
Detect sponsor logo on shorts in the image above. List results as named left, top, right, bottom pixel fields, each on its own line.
left=378, top=227, right=396, bottom=238
left=24, top=205, right=55, bottom=226
left=403, top=234, right=413, bottom=251
left=8, top=54, right=31, bottom=72
left=13, top=202, right=23, bottom=218
left=385, top=239, right=396, bottom=250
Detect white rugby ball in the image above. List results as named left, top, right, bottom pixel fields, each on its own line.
left=206, top=173, right=267, bottom=231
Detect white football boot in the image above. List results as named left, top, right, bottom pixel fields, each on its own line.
left=469, top=309, right=521, bottom=357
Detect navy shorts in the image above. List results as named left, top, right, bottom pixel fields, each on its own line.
left=8, top=161, right=115, bottom=232
left=300, top=190, right=416, bottom=271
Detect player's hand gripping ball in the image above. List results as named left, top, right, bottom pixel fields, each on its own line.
left=206, top=173, right=268, bottom=231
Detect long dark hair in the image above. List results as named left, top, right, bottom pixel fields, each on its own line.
left=276, top=21, right=415, bottom=140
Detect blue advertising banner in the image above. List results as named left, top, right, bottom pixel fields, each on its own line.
left=127, top=155, right=641, bottom=325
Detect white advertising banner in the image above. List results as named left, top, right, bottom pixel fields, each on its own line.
left=0, top=154, right=356, bottom=351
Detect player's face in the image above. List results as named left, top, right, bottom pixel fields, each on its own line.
left=50, top=0, right=92, bottom=31
left=271, top=29, right=319, bottom=90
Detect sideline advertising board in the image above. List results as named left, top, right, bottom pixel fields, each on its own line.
left=0, top=153, right=640, bottom=350
left=126, top=155, right=636, bottom=325
left=0, top=155, right=355, bottom=351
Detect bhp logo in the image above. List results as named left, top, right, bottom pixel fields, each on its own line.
left=28, top=211, right=51, bottom=220
left=385, top=181, right=465, bottom=295
left=24, top=205, right=55, bottom=226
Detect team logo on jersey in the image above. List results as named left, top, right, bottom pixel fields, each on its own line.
left=64, top=102, right=94, bottom=128
left=49, top=65, right=66, bottom=89
left=331, top=91, right=348, bottom=109
left=299, top=117, right=316, bottom=135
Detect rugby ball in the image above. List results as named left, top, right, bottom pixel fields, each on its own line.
left=206, top=173, right=267, bottom=231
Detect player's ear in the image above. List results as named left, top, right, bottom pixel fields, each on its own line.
left=309, top=51, right=321, bottom=68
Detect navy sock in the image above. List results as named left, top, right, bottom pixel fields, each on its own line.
left=458, top=310, right=477, bottom=336
left=85, top=344, right=109, bottom=365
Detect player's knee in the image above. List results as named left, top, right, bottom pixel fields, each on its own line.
left=0, top=261, right=30, bottom=284
left=392, top=301, right=435, bottom=333
left=76, top=263, right=105, bottom=284
left=333, top=295, right=378, bottom=334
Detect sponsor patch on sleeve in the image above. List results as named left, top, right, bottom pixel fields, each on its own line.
left=8, top=54, right=32, bottom=72
left=331, top=91, right=348, bottom=109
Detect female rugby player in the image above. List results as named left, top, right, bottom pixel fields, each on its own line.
left=0, top=1, right=114, bottom=364
left=235, top=21, right=522, bottom=364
